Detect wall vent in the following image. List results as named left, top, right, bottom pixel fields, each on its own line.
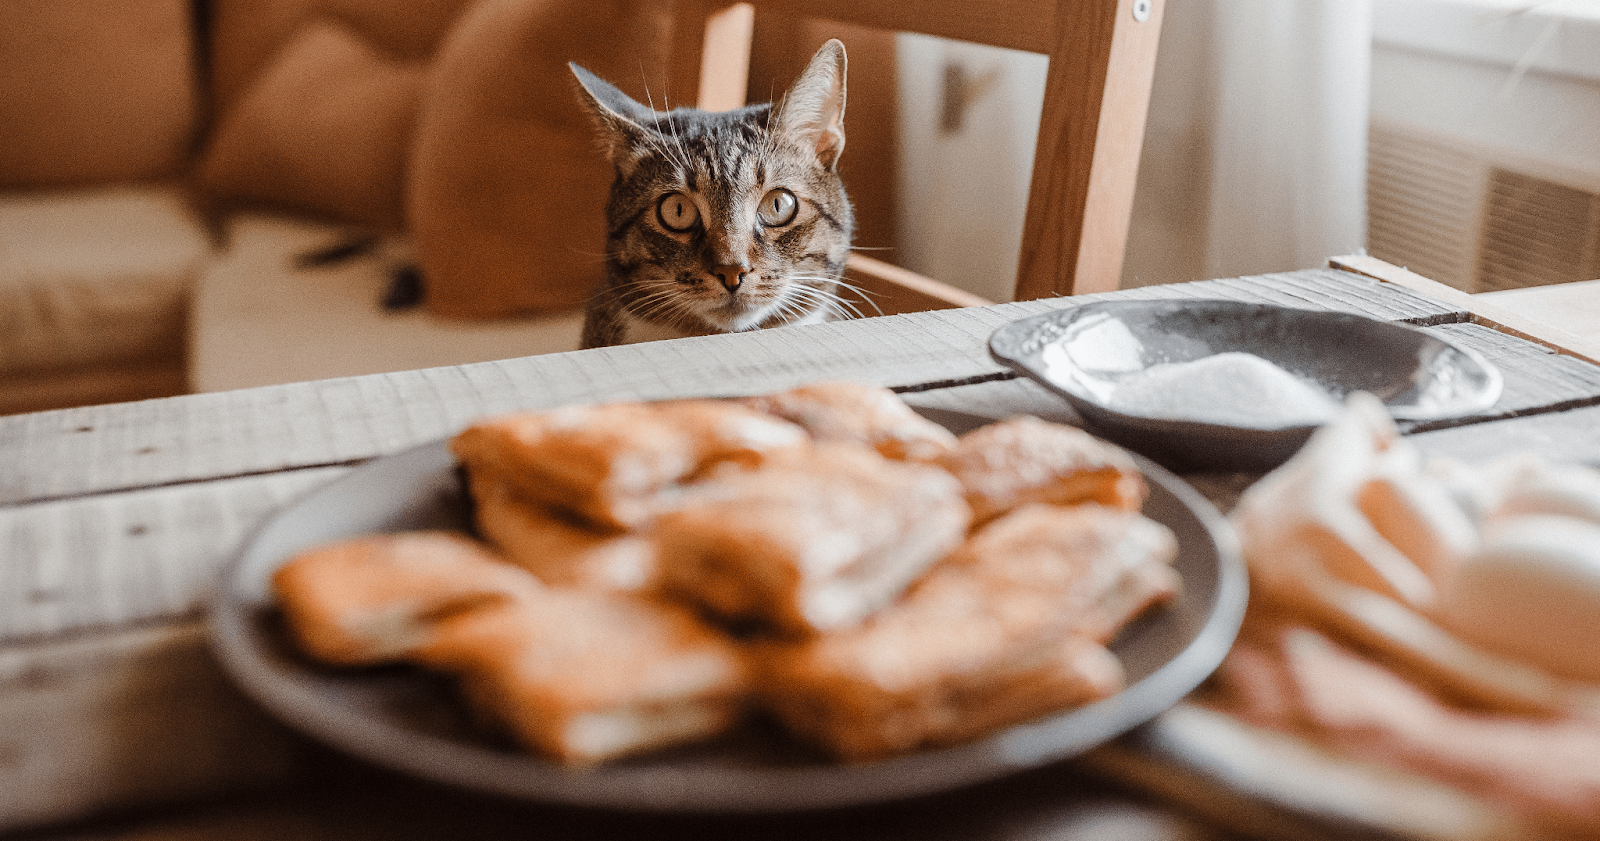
left=1476, top=168, right=1600, bottom=292
left=1367, top=120, right=1600, bottom=293
left=1367, top=123, right=1482, bottom=290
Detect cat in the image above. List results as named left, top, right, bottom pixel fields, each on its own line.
left=570, top=39, right=856, bottom=349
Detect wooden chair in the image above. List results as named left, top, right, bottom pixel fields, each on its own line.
left=666, top=0, right=1165, bottom=312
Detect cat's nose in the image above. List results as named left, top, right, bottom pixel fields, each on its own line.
left=712, top=265, right=748, bottom=293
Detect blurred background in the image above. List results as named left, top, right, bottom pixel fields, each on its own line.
left=3, top=0, right=1598, bottom=415
left=898, top=0, right=1600, bottom=302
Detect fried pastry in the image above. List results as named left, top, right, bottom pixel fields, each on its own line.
left=654, top=443, right=972, bottom=636
left=936, top=415, right=1146, bottom=523
left=759, top=503, right=1179, bottom=760
left=415, top=589, right=749, bottom=766
left=451, top=403, right=690, bottom=530
left=956, top=503, right=1182, bottom=643
left=467, top=469, right=658, bottom=591
left=736, top=380, right=958, bottom=461
left=272, top=530, right=541, bottom=666
left=451, top=401, right=807, bottom=530
left=653, top=398, right=811, bottom=470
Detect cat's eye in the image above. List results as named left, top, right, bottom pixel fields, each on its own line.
left=757, top=188, right=798, bottom=227
left=657, top=192, right=700, bottom=232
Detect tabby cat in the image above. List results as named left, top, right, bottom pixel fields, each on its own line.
left=571, top=40, right=856, bottom=349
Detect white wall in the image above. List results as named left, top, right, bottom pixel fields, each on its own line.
left=895, top=0, right=1374, bottom=297
left=1371, top=0, right=1600, bottom=189
left=894, top=35, right=1046, bottom=303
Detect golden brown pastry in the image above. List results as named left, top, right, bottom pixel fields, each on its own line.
left=466, top=469, right=658, bottom=591
left=272, top=530, right=541, bottom=666
left=758, top=503, right=1179, bottom=760
left=415, top=589, right=749, bottom=766
left=451, top=400, right=807, bottom=530
left=652, top=398, right=812, bottom=470
left=451, top=402, right=691, bottom=530
left=935, top=415, right=1146, bottom=523
left=736, top=380, right=958, bottom=461
left=653, top=443, right=972, bottom=636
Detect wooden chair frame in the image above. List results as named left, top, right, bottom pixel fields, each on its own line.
left=666, top=0, right=1165, bottom=311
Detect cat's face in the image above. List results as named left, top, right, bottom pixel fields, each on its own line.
left=572, top=41, right=855, bottom=336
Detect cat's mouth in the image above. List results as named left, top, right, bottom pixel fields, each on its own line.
left=702, top=296, right=773, bottom=331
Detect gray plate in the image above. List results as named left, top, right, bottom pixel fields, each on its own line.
left=207, top=407, right=1246, bottom=813
left=990, top=299, right=1503, bottom=472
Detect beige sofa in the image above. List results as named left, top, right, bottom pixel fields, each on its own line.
left=1, top=1, right=901, bottom=413
left=1, top=1, right=205, bottom=415
left=0, top=0, right=675, bottom=414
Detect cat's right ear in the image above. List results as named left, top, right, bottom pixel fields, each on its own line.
left=570, top=63, right=657, bottom=175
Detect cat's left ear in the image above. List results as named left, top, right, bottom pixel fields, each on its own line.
left=570, top=63, right=659, bottom=172
left=773, top=40, right=847, bottom=170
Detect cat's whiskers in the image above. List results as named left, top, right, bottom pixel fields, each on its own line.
left=663, top=116, right=696, bottom=184
left=642, top=123, right=691, bottom=175
left=638, top=85, right=693, bottom=175
left=591, top=276, right=688, bottom=324
left=776, top=275, right=869, bottom=322
left=627, top=281, right=703, bottom=327
left=638, top=87, right=696, bottom=174
left=805, top=274, right=885, bottom=318
left=766, top=289, right=825, bottom=324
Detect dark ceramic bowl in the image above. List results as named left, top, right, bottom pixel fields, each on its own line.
left=990, top=299, right=1503, bottom=473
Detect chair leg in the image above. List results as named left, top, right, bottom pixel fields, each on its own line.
left=1016, top=0, right=1164, bottom=300
left=672, top=1, right=755, bottom=112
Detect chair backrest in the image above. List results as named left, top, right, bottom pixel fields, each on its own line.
left=666, top=0, right=1165, bottom=307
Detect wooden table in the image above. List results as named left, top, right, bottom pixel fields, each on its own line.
left=4, top=257, right=1599, bottom=840
left=1477, top=277, right=1600, bottom=346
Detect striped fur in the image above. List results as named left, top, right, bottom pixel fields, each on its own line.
left=572, top=41, right=856, bottom=348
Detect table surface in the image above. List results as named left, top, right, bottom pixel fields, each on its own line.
left=1478, top=276, right=1600, bottom=346
left=4, top=258, right=1599, bottom=840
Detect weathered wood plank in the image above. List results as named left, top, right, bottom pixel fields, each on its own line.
left=1114, top=269, right=1464, bottom=324
left=0, top=270, right=1472, bottom=508
left=1412, top=403, right=1600, bottom=469
left=0, top=467, right=347, bottom=644
left=0, top=623, right=311, bottom=832
left=1478, top=278, right=1600, bottom=346
left=1333, top=253, right=1600, bottom=366
left=16, top=732, right=1221, bottom=841
left=1405, top=323, right=1600, bottom=431
left=0, top=312, right=1018, bottom=507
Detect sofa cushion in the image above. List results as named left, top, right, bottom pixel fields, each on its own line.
left=0, top=0, right=198, bottom=187
left=406, top=0, right=673, bottom=320
left=189, top=214, right=584, bottom=393
left=197, top=19, right=423, bottom=231
left=321, top=0, right=477, bottom=60
left=0, top=186, right=209, bottom=374
left=207, top=0, right=472, bottom=123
